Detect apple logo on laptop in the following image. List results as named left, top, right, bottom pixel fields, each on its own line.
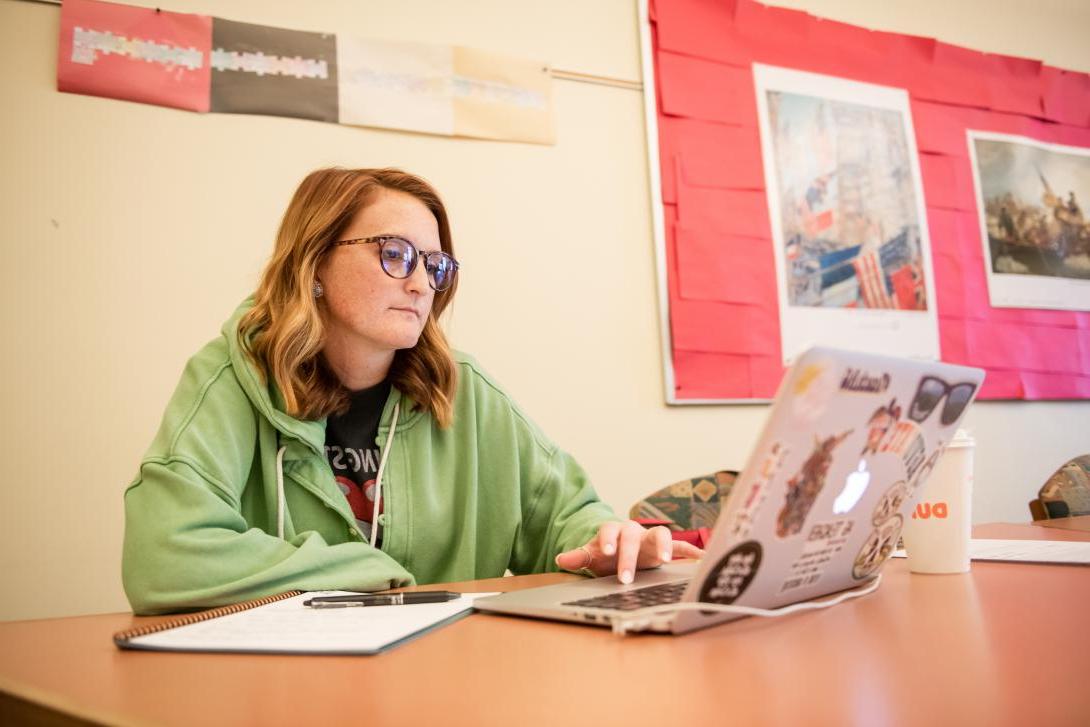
left=833, top=460, right=871, bottom=514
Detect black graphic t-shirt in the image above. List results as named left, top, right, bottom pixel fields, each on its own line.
left=324, top=380, right=391, bottom=543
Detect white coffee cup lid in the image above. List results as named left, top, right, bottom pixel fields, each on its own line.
left=949, top=428, right=974, bottom=447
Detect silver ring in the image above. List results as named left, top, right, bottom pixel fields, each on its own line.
left=578, top=545, right=594, bottom=575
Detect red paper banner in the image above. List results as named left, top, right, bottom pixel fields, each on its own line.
left=58, top=0, right=211, bottom=112
left=652, top=0, right=1090, bottom=401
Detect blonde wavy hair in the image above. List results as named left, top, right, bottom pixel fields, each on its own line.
left=239, top=167, right=459, bottom=427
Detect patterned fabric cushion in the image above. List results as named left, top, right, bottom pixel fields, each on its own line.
left=629, top=471, right=739, bottom=531
left=1038, top=455, right=1090, bottom=517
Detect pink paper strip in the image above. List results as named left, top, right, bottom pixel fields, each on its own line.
left=749, top=354, right=785, bottom=398
left=657, top=118, right=764, bottom=190
left=988, top=55, right=1043, bottom=117
left=1020, top=372, right=1087, bottom=399
left=677, top=183, right=771, bottom=240
left=671, top=299, right=778, bottom=355
left=911, top=101, right=971, bottom=157
left=913, top=42, right=994, bottom=110
left=675, top=226, right=775, bottom=304
left=919, top=154, right=976, bottom=211
left=938, top=316, right=969, bottom=364
left=932, top=253, right=965, bottom=319
left=674, top=350, right=752, bottom=399
left=657, top=51, right=757, bottom=125
left=977, top=369, right=1024, bottom=399
left=655, top=0, right=751, bottom=68
left=1041, top=66, right=1090, bottom=127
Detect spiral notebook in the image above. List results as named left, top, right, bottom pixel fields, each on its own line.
left=114, top=590, right=497, bottom=655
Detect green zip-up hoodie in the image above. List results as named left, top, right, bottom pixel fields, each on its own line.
left=122, top=300, right=618, bottom=614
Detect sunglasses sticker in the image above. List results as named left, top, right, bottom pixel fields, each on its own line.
left=700, top=541, right=762, bottom=606
left=852, top=514, right=904, bottom=581
left=775, top=430, right=852, bottom=539
left=790, top=359, right=840, bottom=423
left=839, top=368, right=892, bottom=394
left=862, top=397, right=903, bottom=456
left=728, top=442, right=788, bottom=540
left=780, top=518, right=855, bottom=593
left=908, top=376, right=977, bottom=428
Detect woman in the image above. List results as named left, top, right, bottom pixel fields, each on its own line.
left=122, top=167, right=701, bottom=614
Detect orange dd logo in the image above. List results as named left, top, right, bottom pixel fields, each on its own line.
left=912, top=502, right=948, bottom=519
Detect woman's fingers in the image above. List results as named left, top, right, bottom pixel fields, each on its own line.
left=614, top=521, right=646, bottom=584
left=595, top=520, right=623, bottom=558
left=555, top=522, right=706, bottom=580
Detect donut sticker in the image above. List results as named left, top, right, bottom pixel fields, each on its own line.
left=775, top=430, right=852, bottom=538
left=872, top=481, right=909, bottom=525
left=852, top=515, right=904, bottom=580
left=700, top=541, right=763, bottom=606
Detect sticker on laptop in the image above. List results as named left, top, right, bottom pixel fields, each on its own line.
left=699, top=540, right=762, bottom=606
left=872, top=481, right=909, bottom=525
left=775, top=429, right=852, bottom=538
left=862, top=398, right=902, bottom=456
left=907, top=376, right=977, bottom=429
left=780, top=518, right=855, bottom=593
left=871, top=419, right=928, bottom=486
left=840, top=367, right=891, bottom=395
left=851, top=514, right=903, bottom=580
left=908, top=440, right=946, bottom=492
left=790, top=358, right=840, bottom=423
left=728, top=442, right=788, bottom=539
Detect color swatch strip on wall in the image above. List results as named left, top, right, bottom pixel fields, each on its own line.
left=650, top=0, right=1090, bottom=401
left=56, top=0, right=555, bottom=144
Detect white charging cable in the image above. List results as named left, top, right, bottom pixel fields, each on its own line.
left=608, top=574, right=883, bottom=636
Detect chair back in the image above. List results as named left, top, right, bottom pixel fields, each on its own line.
left=1029, top=455, right=1090, bottom=520
left=629, top=470, right=738, bottom=532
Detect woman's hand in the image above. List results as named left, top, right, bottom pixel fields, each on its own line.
left=554, top=521, right=704, bottom=584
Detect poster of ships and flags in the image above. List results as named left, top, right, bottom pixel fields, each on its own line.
left=754, top=65, right=940, bottom=363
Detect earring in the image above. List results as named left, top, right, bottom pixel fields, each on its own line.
left=312, top=280, right=324, bottom=298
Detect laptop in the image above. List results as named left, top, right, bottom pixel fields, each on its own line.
left=475, top=346, right=984, bottom=635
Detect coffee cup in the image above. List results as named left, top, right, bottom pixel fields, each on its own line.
left=901, top=429, right=974, bottom=574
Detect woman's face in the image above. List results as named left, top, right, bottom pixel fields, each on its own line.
left=317, top=188, right=439, bottom=367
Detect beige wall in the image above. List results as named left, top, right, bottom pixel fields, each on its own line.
left=0, top=0, right=1086, bottom=621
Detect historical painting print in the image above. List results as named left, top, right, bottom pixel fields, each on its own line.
left=754, top=65, right=939, bottom=363
left=969, top=131, right=1090, bottom=311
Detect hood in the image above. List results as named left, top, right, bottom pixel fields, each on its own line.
left=221, top=298, right=424, bottom=455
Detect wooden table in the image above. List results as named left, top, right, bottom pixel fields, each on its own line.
left=1032, top=514, right=1090, bottom=532
left=2, top=523, right=1088, bottom=727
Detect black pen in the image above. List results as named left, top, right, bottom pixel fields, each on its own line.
left=303, top=591, right=462, bottom=608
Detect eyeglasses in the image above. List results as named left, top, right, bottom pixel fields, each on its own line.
left=907, top=376, right=976, bottom=426
left=333, top=235, right=459, bottom=291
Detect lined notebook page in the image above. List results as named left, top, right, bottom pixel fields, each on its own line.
left=128, top=592, right=498, bottom=654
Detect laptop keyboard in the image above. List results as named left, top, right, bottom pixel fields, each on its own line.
left=562, top=580, right=689, bottom=611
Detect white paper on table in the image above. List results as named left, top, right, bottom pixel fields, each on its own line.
left=892, top=539, right=1090, bottom=565
left=125, top=592, right=499, bottom=654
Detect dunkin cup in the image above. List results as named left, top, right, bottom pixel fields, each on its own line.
left=902, top=429, right=975, bottom=574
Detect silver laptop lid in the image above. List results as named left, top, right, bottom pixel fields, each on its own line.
left=671, top=347, right=983, bottom=634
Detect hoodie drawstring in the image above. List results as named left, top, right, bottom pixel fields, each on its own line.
left=274, top=400, right=400, bottom=547
left=275, top=445, right=287, bottom=539
left=370, top=401, right=400, bottom=548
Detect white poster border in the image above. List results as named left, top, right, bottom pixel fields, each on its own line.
left=753, top=64, right=940, bottom=365
left=967, top=130, right=1090, bottom=312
